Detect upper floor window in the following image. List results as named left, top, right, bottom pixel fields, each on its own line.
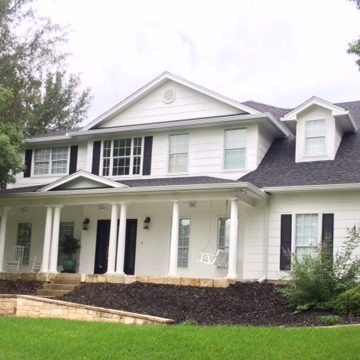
left=102, top=137, right=142, bottom=176
left=168, top=134, right=189, bottom=173
left=224, top=128, right=246, bottom=170
left=34, top=147, right=68, bottom=176
left=305, top=119, right=326, bottom=156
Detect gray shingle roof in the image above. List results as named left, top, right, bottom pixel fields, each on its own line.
left=240, top=101, right=360, bottom=188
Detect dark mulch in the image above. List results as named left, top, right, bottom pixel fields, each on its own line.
left=0, top=280, right=43, bottom=295
left=58, top=282, right=360, bottom=326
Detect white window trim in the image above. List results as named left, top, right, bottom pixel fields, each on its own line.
left=100, top=137, right=143, bottom=177
left=222, top=128, right=247, bottom=171
left=291, top=212, right=322, bottom=257
left=167, top=133, right=190, bottom=175
left=177, top=218, right=191, bottom=269
left=304, top=119, right=327, bottom=158
left=32, top=146, right=70, bottom=177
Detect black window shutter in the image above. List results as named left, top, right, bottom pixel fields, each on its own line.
left=280, top=214, right=292, bottom=270
left=142, top=136, right=153, bottom=175
left=92, top=141, right=101, bottom=175
left=322, top=213, right=334, bottom=256
left=24, top=149, right=33, bottom=177
left=69, top=146, right=78, bottom=174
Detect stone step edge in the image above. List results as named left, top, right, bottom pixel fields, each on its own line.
left=0, top=294, right=175, bottom=325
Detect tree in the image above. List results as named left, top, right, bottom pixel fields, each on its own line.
left=0, top=0, right=91, bottom=136
left=0, top=85, right=26, bottom=189
left=348, top=0, right=360, bottom=69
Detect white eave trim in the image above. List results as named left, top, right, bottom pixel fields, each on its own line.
left=37, top=170, right=126, bottom=192
left=68, top=113, right=289, bottom=138
left=82, top=71, right=260, bottom=131
left=263, top=183, right=360, bottom=193
left=2, top=182, right=268, bottom=200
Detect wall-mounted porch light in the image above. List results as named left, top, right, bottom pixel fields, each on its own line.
left=143, top=216, right=151, bottom=230
left=82, top=218, right=90, bottom=230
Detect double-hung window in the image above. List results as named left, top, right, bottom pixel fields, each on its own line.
left=305, top=119, right=326, bottom=156
left=16, top=223, right=32, bottom=265
left=169, top=134, right=189, bottom=173
left=224, top=129, right=246, bottom=170
left=177, top=219, right=190, bottom=268
left=102, top=137, right=142, bottom=176
left=34, top=147, right=68, bottom=175
left=295, top=214, right=319, bottom=259
left=218, top=218, right=230, bottom=251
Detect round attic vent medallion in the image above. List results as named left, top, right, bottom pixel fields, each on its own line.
left=162, top=88, right=176, bottom=104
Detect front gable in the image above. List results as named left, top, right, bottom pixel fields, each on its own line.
left=37, top=171, right=126, bottom=192
left=83, top=72, right=258, bottom=130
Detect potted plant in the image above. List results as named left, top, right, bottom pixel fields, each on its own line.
left=60, top=235, right=80, bottom=273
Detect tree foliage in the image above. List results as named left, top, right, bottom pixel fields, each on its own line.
left=0, top=0, right=91, bottom=136
left=348, top=0, right=360, bottom=69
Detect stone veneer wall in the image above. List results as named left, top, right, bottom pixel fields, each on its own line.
left=0, top=295, right=175, bottom=325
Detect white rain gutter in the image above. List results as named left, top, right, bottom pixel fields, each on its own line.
left=263, top=183, right=360, bottom=193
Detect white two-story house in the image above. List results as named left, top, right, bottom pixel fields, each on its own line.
left=0, top=72, right=359, bottom=282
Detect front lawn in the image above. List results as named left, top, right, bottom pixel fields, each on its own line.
left=1, top=317, right=360, bottom=360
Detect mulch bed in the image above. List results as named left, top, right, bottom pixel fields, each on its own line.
left=56, top=282, right=360, bottom=326
left=0, top=280, right=43, bottom=295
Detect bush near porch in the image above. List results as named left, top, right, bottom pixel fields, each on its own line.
left=1, top=317, right=360, bottom=360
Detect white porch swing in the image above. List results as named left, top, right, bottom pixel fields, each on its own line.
left=197, top=200, right=229, bottom=268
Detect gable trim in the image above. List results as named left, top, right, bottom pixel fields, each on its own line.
left=82, top=72, right=260, bottom=131
left=37, top=170, right=127, bottom=192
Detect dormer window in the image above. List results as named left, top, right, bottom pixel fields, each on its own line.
left=224, top=128, right=246, bottom=170
left=305, top=119, right=326, bottom=156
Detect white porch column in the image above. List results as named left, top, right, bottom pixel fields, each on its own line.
left=48, top=205, right=62, bottom=273
left=115, top=202, right=127, bottom=274
left=227, top=199, right=239, bottom=279
left=107, top=203, right=119, bottom=274
left=168, top=201, right=179, bottom=277
left=40, top=206, right=53, bottom=273
left=0, top=207, right=9, bottom=272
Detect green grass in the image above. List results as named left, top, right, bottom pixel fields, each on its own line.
left=1, top=318, right=360, bottom=359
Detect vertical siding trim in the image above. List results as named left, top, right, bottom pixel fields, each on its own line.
left=24, top=149, right=33, bottom=177
left=92, top=141, right=101, bottom=175
left=280, top=214, right=292, bottom=270
left=69, top=145, right=78, bottom=174
left=142, top=136, right=153, bottom=175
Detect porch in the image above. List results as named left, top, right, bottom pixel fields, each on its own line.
left=0, top=187, right=268, bottom=282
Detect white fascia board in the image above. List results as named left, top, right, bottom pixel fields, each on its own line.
left=3, top=182, right=268, bottom=200
left=281, top=96, right=348, bottom=121
left=334, top=112, right=358, bottom=132
left=69, top=113, right=289, bottom=138
left=37, top=170, right=126, bottom=192
left=263, top=183, right=360, bottom=193
left=27, top=135, right=72, bottom=143
left=82, top=71, right=259, bottom=131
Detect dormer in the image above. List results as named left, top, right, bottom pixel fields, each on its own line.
left=281, top=97, right=357, bottom=163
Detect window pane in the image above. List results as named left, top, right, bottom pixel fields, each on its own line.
left=16, top=223, right=32, bottom=265
left=305, top=137, right=325, bottom=156
left=133, top=156, right=141, bottom=175
left=169, top=134, right=189, bottom=154
left=34, top=162, right=49, bottom=175
left=34, top=149, right=50, bottom=162
left=306, top=120, right=325, bottom=138
left=52, top=147, right=68, bottom=160
left=218, top=218, right=230, bottom=250
left=225, top=129, right=246, bottom=149
left=169, top=154, right=188, bottom=173
left=296, top=214, right=318, bottom=247
left=52, top=160, right=67, bottom=174
left=178, top=219, right=190, bottom=268
left=58, top=222, right=75, bottom=265
left=225, top=148, right=245, bottom=169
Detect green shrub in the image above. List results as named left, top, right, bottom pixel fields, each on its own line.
left=320, top=315, right=342, bottom=326
left=335, top=285, right=360, bottom=316
left=279, top=226, right=360, bottom=311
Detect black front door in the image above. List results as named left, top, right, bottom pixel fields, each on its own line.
left=124, top=219, right=137, bottom=275
left=94, top=219, right=137, bottom=275
left=94, top=220, right=111, bottom=274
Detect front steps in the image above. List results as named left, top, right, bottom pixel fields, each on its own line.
left=37, top=274, right=81, bottom=298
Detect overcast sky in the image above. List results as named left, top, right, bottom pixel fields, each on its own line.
left=35, top=0, right=360, bottom=121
